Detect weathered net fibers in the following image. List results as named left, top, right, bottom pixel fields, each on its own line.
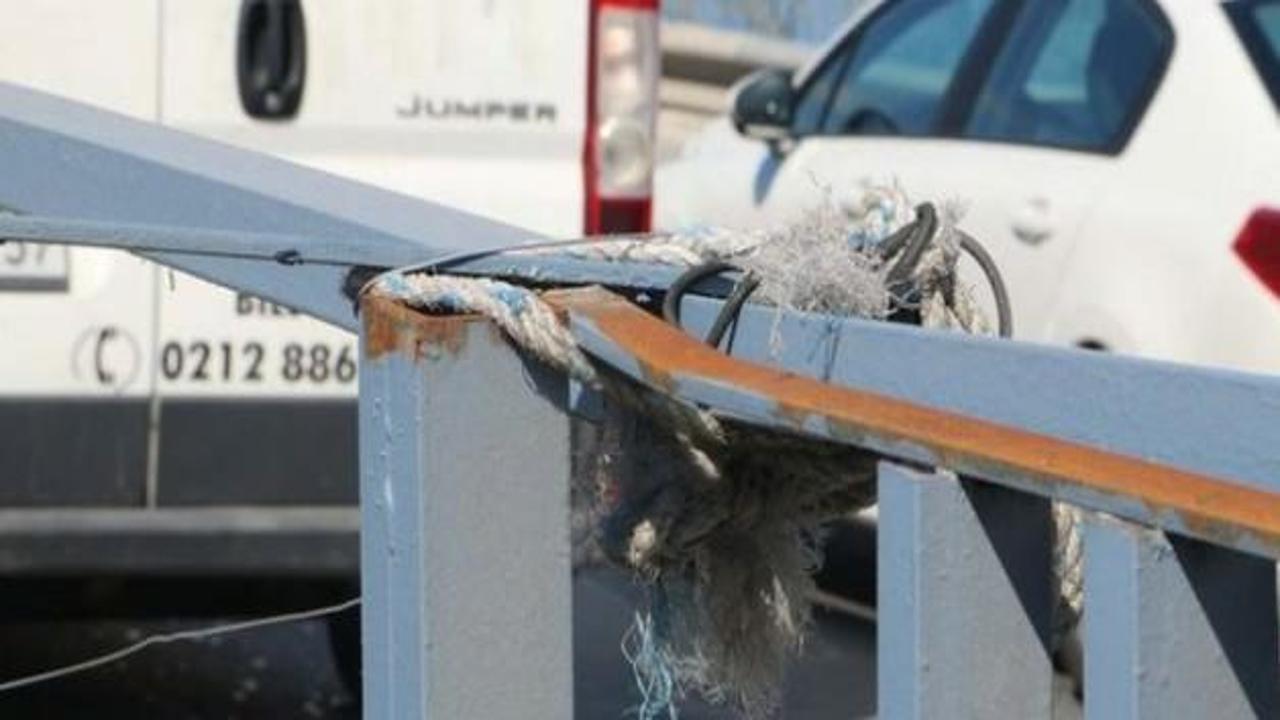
left=367, top=186, right=1079, bottom=719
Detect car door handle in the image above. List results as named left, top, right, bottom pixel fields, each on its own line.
left=1011, top=198, right=1053, bottom=246
left=237, top=0, right=307, bottom=120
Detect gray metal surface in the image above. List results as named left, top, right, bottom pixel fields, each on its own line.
left=358, top=309, right=574, bottom=719
left=0, top=508, right=357, bottom=576
left=674, top=297, right=1280, bottom=494
left=1084, top=515, right=1278, bottom=719
left=561, top=295, right=1280, bottom=558
left=0, top=82, right=535, bottom=329
left=5, top=77, right=1279, bottom=720
left=14, top=85, right=1271, bottom=504
left=0, top=215, right=724, bottom=315
left=878, top=462, right=1052, bottom=718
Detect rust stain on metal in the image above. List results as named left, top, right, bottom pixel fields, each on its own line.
left=774, top=399, right=813, bottom=431
left=361, top=295, right=474, bottom=361
left=637, top=357, right=678, bottom=394
left=546, top=287, right=1280, bottom=553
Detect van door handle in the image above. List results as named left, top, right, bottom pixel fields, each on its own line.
left=237, top=0, right=307, bottom=119
left=1011, top=197, right=1053, bottom=246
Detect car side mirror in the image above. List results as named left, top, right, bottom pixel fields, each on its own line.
left=731, top=68, right=795, bottom=141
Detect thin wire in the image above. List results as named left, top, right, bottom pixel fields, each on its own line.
left=0, top=217, right=361, bottom=268
left=1, top=215, right=658, bottom=273
left=356, top=233, right=671, bottom=302
left=0, top=597, right=361, bottom=694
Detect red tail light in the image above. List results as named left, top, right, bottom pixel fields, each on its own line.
left=1234, top=207, right=1280, bottom=299
left=585, top=0, right=659, bottom=234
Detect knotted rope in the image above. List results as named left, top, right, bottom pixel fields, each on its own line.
left=367, top=185, right=1080, bottom=719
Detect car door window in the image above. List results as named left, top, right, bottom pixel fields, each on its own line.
left=792, top=43, right=852, bottom=136
left=964, top=0, right=1172, bottom=153
left=1226, top=0, right=1280, bottom=110
left=814, top=0, right=996, bottom=136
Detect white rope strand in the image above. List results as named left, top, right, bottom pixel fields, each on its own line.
left=0, top=597, right=361, bottom=694
left=370, top=273, right=598, bottom=383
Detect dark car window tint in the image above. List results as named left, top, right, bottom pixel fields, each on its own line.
left=1226, top=0, right=1280, bottom=110
left=1263, top=3, right=1280, bottom=43
left=965, top=0, right=1172, bottom=153
left=792, top=43, right=853, bottom=135
left=819, top=0, right=995, bottom=136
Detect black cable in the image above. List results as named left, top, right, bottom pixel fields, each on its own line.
left=873, top=215, right=920, bottom=260
left=661, top=260, right=739, bottom=326
left=662, top=260, right=763, bottom=349
left=706, top=272, right=761, bottom=348
left=876, top=203, right=1012, bottom=338
left=877, top=204, right=933, bottom=321
left=957, top=231, right=1014, bottom=338
left=884, top=203, right=937, bottom=290
left=660, top=204, right=1013, bottom=347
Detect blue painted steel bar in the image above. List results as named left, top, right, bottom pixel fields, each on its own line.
left=9, top=80, right=1280, bottom=719
left=3, top=82, right=1273, bottom=495
left=0, top=214, right=424, bottom=268
left=1084, top=514, right=1278, bottom=719
left=359, top=298, right=574, bottom=719
left=5, top=86, right=1271, bottom=497
left=879, top=462, right=1053, bottom=718
left=675, top=296, right=1280, bottom=495
left=551, top=289, right=1280, bottom=558
left=0, top=214, right=722, bottom=326
left=0, top=82, right=534, bottom=328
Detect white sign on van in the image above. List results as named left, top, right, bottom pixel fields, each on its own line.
left=0, top=250, right=356, bottom=399
left=0, top=242, right=70, bottom=292
left=156, top=269, right=357, bottom=398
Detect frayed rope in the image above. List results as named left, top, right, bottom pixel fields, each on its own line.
left=364, top=184, right=1077, bottom=720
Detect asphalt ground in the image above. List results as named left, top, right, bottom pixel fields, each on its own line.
left=0, top=567, right=876, bottom=719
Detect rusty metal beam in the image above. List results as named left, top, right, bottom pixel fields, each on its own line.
left=546, top=288, right=1280, bottom=559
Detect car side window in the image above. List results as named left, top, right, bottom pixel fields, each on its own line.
left=791, top=43, right=852, bottom=136
left=814, top=0, right=996, bottom=136
left=964, top=0, right=1173, bottom=153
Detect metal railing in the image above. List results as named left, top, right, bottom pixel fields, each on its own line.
left=358, top=285, right=1280, bottom=719
left=5, top=81, right=1280, bottom=718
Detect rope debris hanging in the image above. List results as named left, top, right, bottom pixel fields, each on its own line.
left=367, top=185, right=1074, bottom=719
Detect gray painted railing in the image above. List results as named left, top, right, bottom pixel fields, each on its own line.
left=5, top=82, right=1280, bottom=719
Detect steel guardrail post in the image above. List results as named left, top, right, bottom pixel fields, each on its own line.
left=1084, top=514, right=1278, bottom=718
left=358, top=297, right=574, bottom=719
left=878, top=461, right=1054, bottom=717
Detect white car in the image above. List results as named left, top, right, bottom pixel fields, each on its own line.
left=657, top=0, right=1280, bottom=373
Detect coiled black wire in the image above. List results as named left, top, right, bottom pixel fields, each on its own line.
left=957, top=229, right=1013, bottom=338
left=661, top=202, right=1014, bottom=344
left=878, top=203, right=1013, bottom=338
left=661, top=260, right=761, bottom=348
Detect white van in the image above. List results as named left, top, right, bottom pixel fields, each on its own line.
left=0, top=0, right=658, bottom=688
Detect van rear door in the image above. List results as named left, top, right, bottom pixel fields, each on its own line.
left=159, top=0, right=589, bottom=236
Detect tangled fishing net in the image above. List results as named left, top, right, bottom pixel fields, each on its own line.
left=368, top=184, right=1079, bottom=719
